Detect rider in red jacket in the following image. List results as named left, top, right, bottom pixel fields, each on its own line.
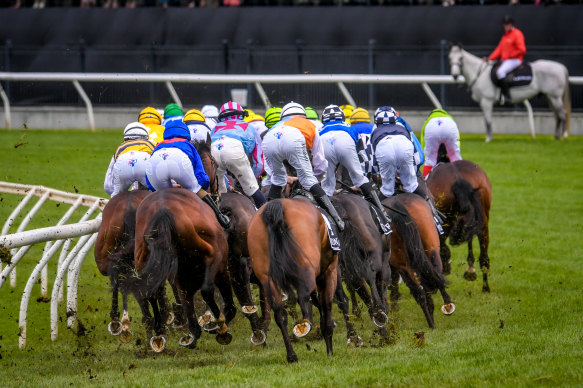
left=488, top=15, right=526, bottom=105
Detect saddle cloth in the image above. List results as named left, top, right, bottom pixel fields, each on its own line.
left=491, top=62, right=533, bottom=87
left=369, top=204, right=392, bottom=236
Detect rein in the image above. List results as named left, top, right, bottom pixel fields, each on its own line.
left=467, top=60, right=487, bottom=90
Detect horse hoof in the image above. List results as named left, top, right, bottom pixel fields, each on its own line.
left=108, top=320, right=122, bottom=336
left=179, top=334, right=196, bottom=348
left=250, top=330, right=266, bottom=345
left=242, top=305, right=258, bottom=315
left=292, top=320, right=311, bottom=338
left=463, top=267, right=477, bottom=281
left=281, top=293, right=288, bottom=303
left=216, top=331, right=233, bottom=345
left=166, top=311, right=175, bottom=326
left=287, top=354, right=299, bottom=363
left=441, top=303, right=456, bottom=315
left=347, top=335, right=363, bottom=348
left=373, top=311, right=389, bottom=328
left=119, top=329, right=132, bottom=343
left=203, top=320, right=220, bottom=333
left=149, top=335, right=166, bottom=353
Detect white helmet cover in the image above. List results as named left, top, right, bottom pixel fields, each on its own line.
left=123, top=122, right=150, bottom=140
left=281, top=101, right=306, bottom=118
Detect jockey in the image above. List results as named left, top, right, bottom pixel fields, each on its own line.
left=210, top=101, right=267, bottom=209
left=161, top=103, right=184, bottom=126
left=371, top=107, right=443, bottom=234
left=245, top=112, right=269, bottom=139
left=201, top=105, right=219, bottom=131
left=420, top=109, right=462, bottom=178
left=262, top=101, right=345, bottom=231
left=183, top=108, right=211, bottom=146
left=305, top=106, right=323, bottom=132
left=104, top=122, right=155, bottom=198
left=146, top=120, right=230, bottom=228
left=319, top=104, right=391, bottom=233
left=487, top=15, right=526, bottom=105
left=138, top=106, right=165, bottom=145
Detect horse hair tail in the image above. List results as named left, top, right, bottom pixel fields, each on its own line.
left=262, top=200, right=303, bottom=296
left=452, top=179, right=484, bottom=237
left=108, top=200, right=139, bottom=296
left=388, top=200, right=446, bottom=294
left=132, top=208, right=179, bottom=300
left=336, top=200, right=369, bottom=281
left=563, top=67, right=571, bottom=136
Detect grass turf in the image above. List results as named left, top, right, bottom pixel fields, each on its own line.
left=0, top=129, right=582, bottom=387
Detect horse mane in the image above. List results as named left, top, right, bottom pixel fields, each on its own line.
left=195, top=140, right=212, bottom=156
left=451, top=179, right=484, bottom=237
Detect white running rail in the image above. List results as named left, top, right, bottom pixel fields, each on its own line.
left=0, top=181, right=107, bottom=348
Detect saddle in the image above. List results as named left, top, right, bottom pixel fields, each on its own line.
left=490, top=62, right=533, bottom=87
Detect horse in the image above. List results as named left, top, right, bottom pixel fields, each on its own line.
left=247, top=198, right=341, bottom=363
left=94, top=190, right=151, bottom=342
left=448, top=44, right=571, bottom=142
left=132, top=188, right=236, bottom=352
left=331, top=192, right=391, bottom=330
left=426, top=160, right=492, bottom=293
left=382, top=194, right=451, bottom=329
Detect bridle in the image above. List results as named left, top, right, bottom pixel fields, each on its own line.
left=451, top=51, right=486, bottom=91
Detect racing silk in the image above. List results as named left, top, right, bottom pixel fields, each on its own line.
left=114, top=139, right=155, bottom=161
left=420, top=109, right=454, bottom=149
left=161, top=115, right=184, bottom=126
left=397, top=116, right=424, bottom=167
left=211, top=119, right=265, bottom=178
left=319, top=120, right=359, bottom=145
left=371, top=122, right=412, bottom=152
left=489, top=27, right=526, bottom=62
left=143, top=123, right=165, bottom=145
left=152, top=127, right=210, bottom=191
left=184, top=119, right=211, bottom=145
left=351, top=122, right=374, bottom=136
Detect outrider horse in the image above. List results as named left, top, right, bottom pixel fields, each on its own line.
left=382, top=194, right=450, bottom=329
left=426, top=159, right=492, bottom=292
left=247, top=198, right=340, bottom=363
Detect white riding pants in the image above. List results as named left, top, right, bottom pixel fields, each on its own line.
left=496, top=58, right=522, bottom=79
left=321, top=130, right=368, bottom=196
left=423, top=116, right=462, bottom=167
left=375, top=135, right=418, bottom=197
left=146, top=147, right=202, bottom=193
left=111, top=151, right=150, bottom=197
left=211, top=136, right=259, bottom=196
left=263, top=126, right=319, bottom=190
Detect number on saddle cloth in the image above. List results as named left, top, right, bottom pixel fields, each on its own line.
left=490, top=62, right=533, bottom=87
left=314, top=205, right=341, bottom=252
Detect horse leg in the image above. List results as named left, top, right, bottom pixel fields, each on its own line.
left=293, top=280, right=315, bottom=338
left=478, top=225, right=491, bottom=293
left=229, top=255, right=263, bottom=343
left=547, top=95, right=567, bottom=140
left=366, top=268, right=389, bottom=329
left=156, top=284, right=173, bottom=326
left=178, top=289, right=202, bottom=348
left=464, top=238, right=478, bottom=281
left=334, top=272, right=362, bottom=346
left=440, top=235, right=452, bottom=275
left=119, top=291, right=132, bottom=343
left=389, top=265, right=402, bottom=304
left=267, top=280, right=298, bottom=363
left=480, top=99, right=494, bottom=143
left=438, top=285, right=456, bottom=316
left=108, top=274, right=122, bottom=336
left=170, top=282, right=186, bottom=328
left=345, top=281, right=362, bottom=318
left=210, top=268, right=236, bottom=345
left=316, top=264, right=337, bottom=357
left=400, top=270, right=434, bottom=329
left=147, top=288, right=167, bottom=352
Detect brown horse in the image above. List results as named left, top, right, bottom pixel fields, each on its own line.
left=94, top=190, right=151, bottom=342
left=132, top=188, right=236, bottom=352
left=382, top=194, right=450, bottom=329
left=426, top=160, right=492, bottom=292
left=247, top=198, right=340, bottom=363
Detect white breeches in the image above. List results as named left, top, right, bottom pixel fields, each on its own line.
left=321, top=131, right=368, bottom=196
left=146, top=147, right=202, bottom=193
left=111, top=151, right=150, bottom=197
left=496, top=58, right=522, bottom=79
left=423, top=116, right=462, bottom=167
left=375, top=135, right=418, bottom=197
left=211, top=136, right=259, bottom=196
left=263, top=126, right=319, bottom=190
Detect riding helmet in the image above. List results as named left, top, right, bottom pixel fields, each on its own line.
left=123, top=122, right=150, bottom=140
left=218, top=101, right=247, bottom=121
left=321, top=104, right=345, bottom=124
left=281, top=101, right=306, bottom=118
left=374, top=106, right=398, bottom=125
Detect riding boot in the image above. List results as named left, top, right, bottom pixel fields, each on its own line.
left=309, top=184, right=345, bottom=232
left=250, top=189, right=267, bottom=208
left=200, top=193, right=231, bottom=229
left=359, top=182, right=392, bottom=235
left=267, top=185, right=284, bottom=201
left=499, top=80, right=512, bottom=106
left=413, top=185, right=444, bottom=235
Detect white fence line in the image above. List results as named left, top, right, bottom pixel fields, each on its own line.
left=0, top=181, right=107, bottom=348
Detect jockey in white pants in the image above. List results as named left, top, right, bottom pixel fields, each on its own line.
left=104, top=122, right=154, bottom=197
left=262, top=101, right=345, bottom=231
left=319, top=104, right=391, bottom=234
left=421, top=109, right=462, bottom=178
left=371, top=106, right=444, bottom=234
left=145, top=120, right=230, bottom=228
left=210, top=101, right=267, bottom=209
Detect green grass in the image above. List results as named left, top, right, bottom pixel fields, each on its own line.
left=1, top=130, right=582, bottom=387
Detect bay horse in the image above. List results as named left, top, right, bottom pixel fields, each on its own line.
left=382, top=194, right=451, bottom=329
left=449, top=44, right=571, bottom=142
left=247, top=198, right=340, bottom=363
left=132, top=188, right=236, bottom=352
left=426, top=160, right=492, bottom=292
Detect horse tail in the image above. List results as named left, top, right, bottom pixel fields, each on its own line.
left=563, top=67, right=571, bottom=137
left=452, top=179, right=484, bottom=237
left=337, top=202, right=368, bottom=282
left=261, top=200, right=303, bottom=295
left=133, top=208, right=179, bottom=299
left=388, top=200, right=446, bottom=294
left=108, top=201, right=139, bottom=295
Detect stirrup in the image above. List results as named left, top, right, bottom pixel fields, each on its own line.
left=434, top=216, right=445, bottom=235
